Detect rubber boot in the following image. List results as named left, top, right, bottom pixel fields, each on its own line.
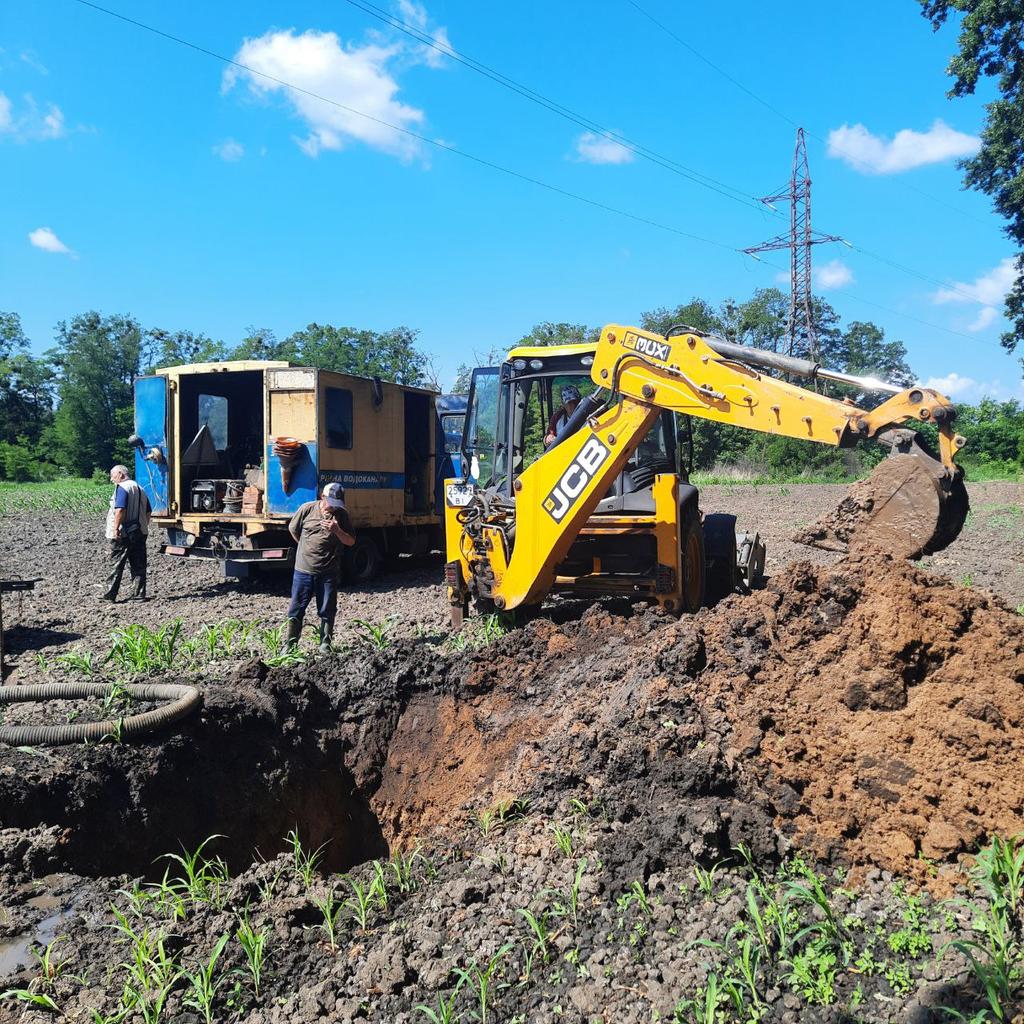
left=318, top=620, right=333, bottom=653
left=285, top=617, right=302, bottom=650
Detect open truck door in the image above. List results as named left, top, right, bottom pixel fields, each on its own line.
left=133, top=375, right=170, bottom=515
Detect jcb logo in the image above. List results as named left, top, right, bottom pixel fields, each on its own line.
left=623, top=332, right=670, bottom=362
left=542, top=436, right=610, bottom=523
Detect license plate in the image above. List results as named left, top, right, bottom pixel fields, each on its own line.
left=445, top=483, right=474, bottom=508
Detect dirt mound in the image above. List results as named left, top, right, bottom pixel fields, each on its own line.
left=694, top=556, right=1024, bottom=879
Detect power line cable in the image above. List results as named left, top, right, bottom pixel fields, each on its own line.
left=69, top=0, right=739, bottom=253
left=68, top=0, right=1000, bottom=350
left=337, top=0, right=771, bottom=214
left=625, top=0, right=991, bottom=228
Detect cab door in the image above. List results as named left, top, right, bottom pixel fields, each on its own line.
left=134, top=375, right=170, bottom=514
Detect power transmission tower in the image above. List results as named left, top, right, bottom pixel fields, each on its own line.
left=744, top=128, right=843, bottom=360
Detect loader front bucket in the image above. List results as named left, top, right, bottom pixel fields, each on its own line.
left=794, top=431, right=969, bottom=560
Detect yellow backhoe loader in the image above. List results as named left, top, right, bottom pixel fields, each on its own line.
left=443, top=324, right=968, bottom=625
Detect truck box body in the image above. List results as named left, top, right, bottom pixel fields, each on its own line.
left=133, top=360, right=453, bottom=577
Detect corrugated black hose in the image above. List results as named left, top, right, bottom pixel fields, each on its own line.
left=0, top=682, right=202, bottom=746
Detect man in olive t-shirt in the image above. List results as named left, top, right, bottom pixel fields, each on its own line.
left=285, top=483, right=356, bottom=651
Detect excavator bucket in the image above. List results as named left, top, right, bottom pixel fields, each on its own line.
left=794, top=431, right=969, bottom=560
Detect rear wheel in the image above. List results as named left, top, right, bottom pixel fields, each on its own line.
left=703, top=513, right=738, bottom=606
left=679, top=507, right=706, bottom=614
left=345, top=537, right=382, bottom=582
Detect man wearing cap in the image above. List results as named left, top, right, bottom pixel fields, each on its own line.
left=544, top=385, right=582, bottom=447
left=285, top=483, right=356, bottom=651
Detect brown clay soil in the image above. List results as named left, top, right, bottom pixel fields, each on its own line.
left=0, top=479, right=1022, bottom=1022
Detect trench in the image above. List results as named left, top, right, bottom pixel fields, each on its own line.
left=0, top=653, right=522, bottom=883
left=0, top=672, right=400, bottom=879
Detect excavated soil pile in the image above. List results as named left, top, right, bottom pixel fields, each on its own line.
left=692, top=555, right=1024, bottom=877
left=351, top=554, right=1024, bottom=882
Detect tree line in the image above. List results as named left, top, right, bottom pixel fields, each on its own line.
left=1, top=289, right=1022, bottom=483
left=0, top=313, right=428, bottom=480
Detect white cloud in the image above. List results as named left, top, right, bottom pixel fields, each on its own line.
left=19, top=51, right=49, bottom=75
left=395, top=0, right=456, bottom=68
left=28, top=227, right=75, bottom=257
left=815, top=258, right=854, bottom=289
left=574, top=131, right=634, bottom=165
left=0, top=93, right=66, bottom=140
left=921, top=372, right=1024, bottom=403
left=223, top=27, right=431, bottom=159
left=931, top=257, right=1019, bottom=332
left=41, top=104, right=64, bottom=139
left=933, top=257, right=1018, bottom=307
left=968, top=306, right=999, bottom=332
left=213, top=138, right=245, bottom=162
left=827, top=119, right=979, bottom=174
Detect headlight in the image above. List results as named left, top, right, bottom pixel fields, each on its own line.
left=529, top=359, right=544, bottom=370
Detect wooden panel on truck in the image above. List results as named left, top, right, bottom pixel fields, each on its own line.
left=266, top=369, right=318, bottom=515
left=317, top=372, right=405, bottom=528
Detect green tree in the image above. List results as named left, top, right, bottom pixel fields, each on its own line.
left=920, top=1, right=1024, bottom=352
left=229, top=326, right=281, bottom=361
left=48, top=312, right=151, bottom=476
left=149, top=328, right=227, bottom=369
left=0, top=312, right=55, bottom=446
left=276, top=323, right=427, bottom=384
left=838, top=320, right=915, bottom=402
left=730, top=288, right=789, bottom=351
left=515, top=321, right=599, bottom=347
left=640, top=299, right=723, bottom=337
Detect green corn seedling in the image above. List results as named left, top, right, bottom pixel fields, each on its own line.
left=235, top=914, right=269, bottom=998
left=182, top=933, right=231, bottom=1024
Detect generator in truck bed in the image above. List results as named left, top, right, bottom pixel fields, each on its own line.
left=132, top=361, right=463, bottom=580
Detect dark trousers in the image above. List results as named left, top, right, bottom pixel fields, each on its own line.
left=104, top=533, right=147, bottom=600
left=287, top=570, right=337, bottom=626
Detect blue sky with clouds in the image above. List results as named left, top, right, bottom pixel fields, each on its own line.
left=2, top=0, right=1020, bottom=400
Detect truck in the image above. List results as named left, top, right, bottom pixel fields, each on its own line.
left=131, top=359, right=465, bottom=580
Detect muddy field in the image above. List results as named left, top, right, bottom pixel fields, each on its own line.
left=1, top=481, right=1021, bottom=684
left=0, top=481, right=1022, bottom=1023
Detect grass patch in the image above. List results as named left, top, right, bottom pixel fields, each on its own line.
left=0, top=478, right=110, bottom=516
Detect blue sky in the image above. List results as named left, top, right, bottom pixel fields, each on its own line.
left=2, top=0, right=1020, bottom=400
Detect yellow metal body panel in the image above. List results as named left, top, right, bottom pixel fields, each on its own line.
left=494, top=399, right=658, bottom=608
left=508, top=343, right=595, bottom=360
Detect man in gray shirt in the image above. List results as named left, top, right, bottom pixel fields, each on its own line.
left=285, top=482, right=356, bottom=650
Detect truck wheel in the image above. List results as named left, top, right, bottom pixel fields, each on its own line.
left=346, top=537, right=382, bottom=582
left=679, top=507, right=706, bottom=614
left=703, top=513, right=738, bottom=607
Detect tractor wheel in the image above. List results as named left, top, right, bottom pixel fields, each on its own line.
left=703, top=513, right=738, bottom=607
left=679, top=507, right=706, bottom=614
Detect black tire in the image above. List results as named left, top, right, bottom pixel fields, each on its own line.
left=345, top=537, right=382, bottom=582
left=679, top=506, right=706, bottom=614
left=703, top=512, right=738, bottom=607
